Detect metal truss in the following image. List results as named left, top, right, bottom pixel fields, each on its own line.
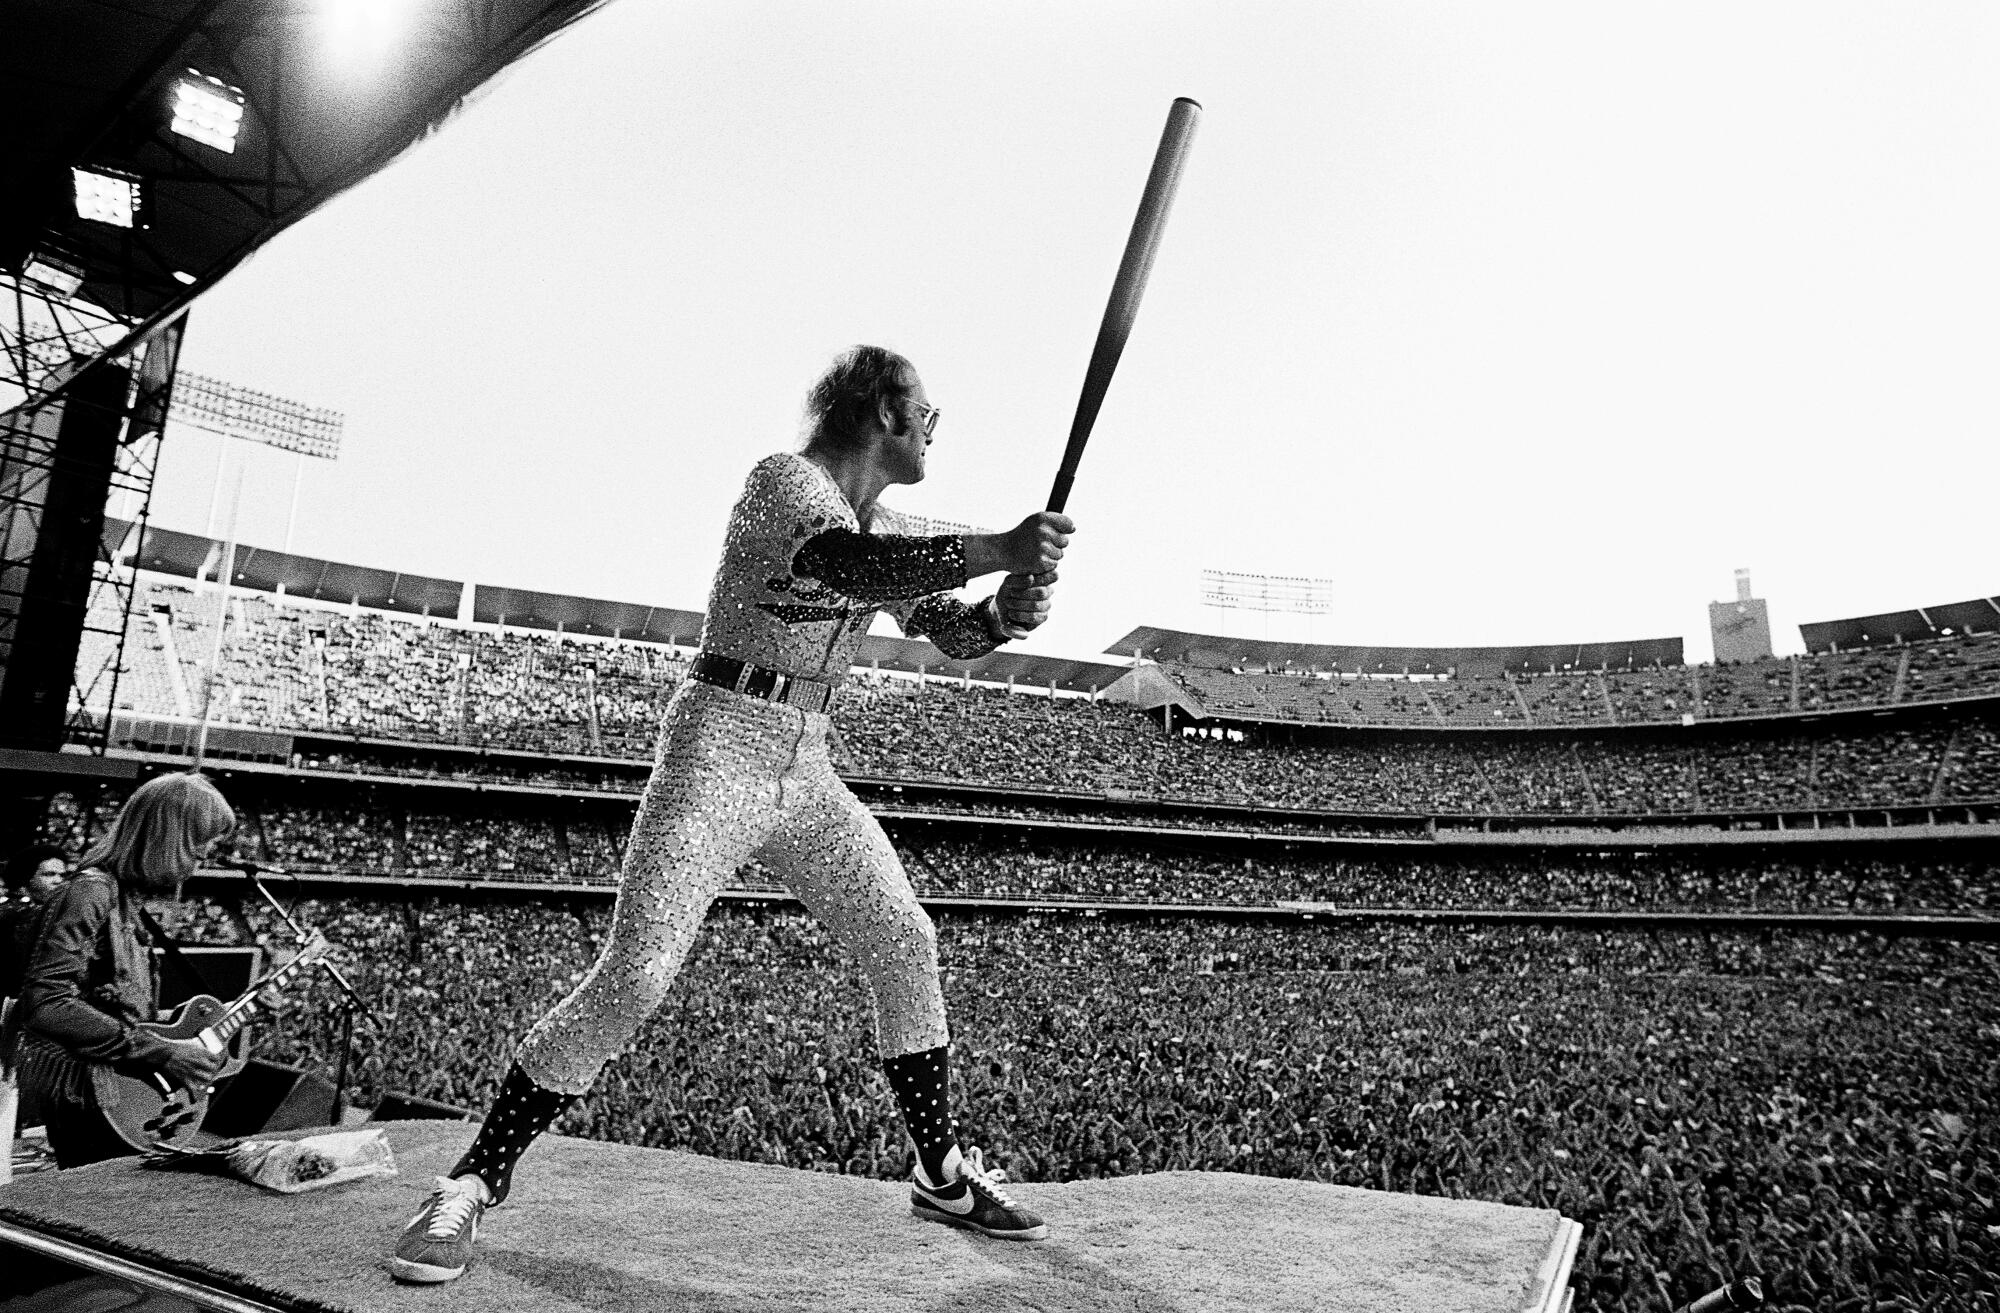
left=1, top=272, right=138, bottom=415
left=67, top=316, right=182, bottom=753
left=0, top=304, right=181, bottom=755
left=0, top=405, right=49, bottom=702
left=69, top=312, right=183, bottom=752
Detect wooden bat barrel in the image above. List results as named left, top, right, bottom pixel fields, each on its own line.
left=1048, top=97, right=1202, bottom=515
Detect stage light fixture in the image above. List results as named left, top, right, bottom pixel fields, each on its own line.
left=325, top=0, right=405, bottom=68
left=73, top=167, right=141, bottom=228
left=22, top=249, right=88, bottom=299
left=171, top=72, right=246, bottom=153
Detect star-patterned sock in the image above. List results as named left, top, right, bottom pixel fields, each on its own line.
left=882, top=1044, right=960, bottom=1185
left=447, top=1063, right=576, bottom=1205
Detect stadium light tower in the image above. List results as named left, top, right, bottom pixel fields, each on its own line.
left=164, top=373, right=342, bottom=770
left=167, top=371, right=344, bottom=557
left=1200, top=568, right=1335, bottom=645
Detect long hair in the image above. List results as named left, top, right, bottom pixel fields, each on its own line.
left=78, top=772, right=235, bottom=895
left=801, top=345, right=915, bottom=455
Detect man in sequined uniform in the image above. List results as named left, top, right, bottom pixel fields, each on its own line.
left=391, top=346, right=1074, bottom=1283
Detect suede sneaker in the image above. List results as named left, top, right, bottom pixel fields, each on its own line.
left=911, top=1146, right=1047, bottom=1241
left=390, top=1176, right=489, bottom=1283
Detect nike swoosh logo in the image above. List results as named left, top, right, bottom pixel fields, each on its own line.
left=918, top=1184, right=976, bottom=1215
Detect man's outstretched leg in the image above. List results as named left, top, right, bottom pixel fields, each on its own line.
left=389, top=690, right=772, bottom=1283
left=762, top=758, right=1046, bottom=1241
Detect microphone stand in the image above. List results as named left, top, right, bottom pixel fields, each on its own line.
left=235, top=865, right=383, bottom=1124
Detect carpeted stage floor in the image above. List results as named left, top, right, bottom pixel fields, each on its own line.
left=0, top=1122, right=1574, bottom=1312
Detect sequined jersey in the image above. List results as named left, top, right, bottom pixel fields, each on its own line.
left=698, top=452, right=1000, bottom=680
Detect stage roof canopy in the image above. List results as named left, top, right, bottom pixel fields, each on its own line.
left=4, top=0, right=610, bottom=396
left=1799, top=595, right=2000, bottom=654
left=1108, top=626, right=1685, bottom=679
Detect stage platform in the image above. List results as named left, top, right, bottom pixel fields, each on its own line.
left=0, top=1121, right=1579, bottom=1312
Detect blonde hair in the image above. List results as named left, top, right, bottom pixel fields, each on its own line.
left=80, top=772, right=235, bottom=894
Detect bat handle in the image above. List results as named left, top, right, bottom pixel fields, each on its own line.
left=1046, top=474, right=1075, bottom=516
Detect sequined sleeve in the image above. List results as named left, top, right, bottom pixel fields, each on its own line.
left=791, top=529, right=968, bottom=605
left=861, top=502, right=1003, bottom=659
left=897, top=593, right=1005, bottom=659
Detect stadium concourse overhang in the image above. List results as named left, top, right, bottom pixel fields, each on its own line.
left=108, top=516, right=461, bottom=615
left=1109, top=626, right=1685, bottom=681
left=1800, top=594, right=2000, bottom=654
left=2, top=0, right=614, bottom=406
left=473, top=585, right=704, bottom=646
left=847, top=639, right=1130, bottom=696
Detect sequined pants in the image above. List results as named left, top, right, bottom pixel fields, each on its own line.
left=514, top=678, right=949, bottom=1096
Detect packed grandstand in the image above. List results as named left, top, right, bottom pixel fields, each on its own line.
left=29, top=540, right=2000, bottom=1312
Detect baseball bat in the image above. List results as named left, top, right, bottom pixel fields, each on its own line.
left=1046, top=96, right=1202, bottom=514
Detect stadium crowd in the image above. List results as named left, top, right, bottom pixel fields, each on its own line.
left=143, top=894, right=2000, bottom=1313
left=1159, top=629, right=2000, bottom=727
left=78, top=583, right=2000, bottom=836
left=897, top=834, right=2000, bottom=914
left=833, top=690, right=2000, bottom=814
left=115, top=582, right=2000, bottom=752
left=865, top=795, right=1421, bottom=840
left=35, top=785, right=1998, bottom=915
left=264, top=709, right=2000, bottom=819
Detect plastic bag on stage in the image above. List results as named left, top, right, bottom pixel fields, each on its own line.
left=146, top=1128, right=398, bottom=1193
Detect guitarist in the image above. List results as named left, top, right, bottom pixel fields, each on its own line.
left=1, top=773, right=236, bottom=1168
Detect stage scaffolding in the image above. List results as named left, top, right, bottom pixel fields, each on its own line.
left=0, top=268, right=183, bottom=757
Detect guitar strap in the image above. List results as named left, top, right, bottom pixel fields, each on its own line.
left=135, top=902, right=223, bottom=1002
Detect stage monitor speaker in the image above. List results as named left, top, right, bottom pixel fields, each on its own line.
left=205, top=1058, right=339, bottom=1137
left=371, top=1090, right=476, bottom=1122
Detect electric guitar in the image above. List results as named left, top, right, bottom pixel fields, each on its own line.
left=93, top=930, right=332, bottom=1151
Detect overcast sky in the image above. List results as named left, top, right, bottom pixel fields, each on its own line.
left=151, top=1, right=2000, bottom=664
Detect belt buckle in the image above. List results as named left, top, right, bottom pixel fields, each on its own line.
left=770, top=672, right=790, bottom=704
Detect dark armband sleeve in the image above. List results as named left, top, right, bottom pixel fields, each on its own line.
left=904, top=594, right=1005, bottom=661
left=792, top=529, right=967, bottom=604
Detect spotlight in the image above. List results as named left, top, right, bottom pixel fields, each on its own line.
left=72, top=167, right=142, bottom=228
left=326, top=0, right=405, bottom=62
left=170, top=72, right=246, bottom=153
left=22, top=248, right=88, bottom=299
